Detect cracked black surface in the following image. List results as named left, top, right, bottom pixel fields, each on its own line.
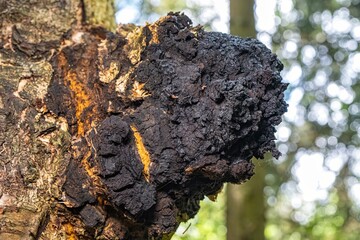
left=47, top=12, right=287, bottom=239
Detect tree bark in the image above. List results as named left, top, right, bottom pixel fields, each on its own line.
left=0, top=1, right=287, bottom=239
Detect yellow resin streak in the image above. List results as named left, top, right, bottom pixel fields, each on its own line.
left=130, top=125, right=151, bottom=182
left=64, top=223, right=77, bottom=240
left=65, top=71, right=91, bottom=136
left=57, top=52, right=92, bottom=136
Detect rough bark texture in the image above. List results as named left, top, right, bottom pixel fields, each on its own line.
left=0, top=2, right=287, bottom=239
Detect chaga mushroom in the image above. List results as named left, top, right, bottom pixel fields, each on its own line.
left=45, top=12, right=287, bottom=239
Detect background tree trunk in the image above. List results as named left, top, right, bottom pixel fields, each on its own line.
left=227, top=1, right=266, bottom=240
left=0, top=1, right=286, bottom=239
left=229, top=0, right=256, bottom=37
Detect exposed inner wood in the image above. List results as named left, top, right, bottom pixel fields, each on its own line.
left=131, top=124, right=152, bottom=182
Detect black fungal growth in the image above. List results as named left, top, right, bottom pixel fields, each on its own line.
left=92, top=116, right=156, bottom=217
left=47, top=12, right=287, bottom=239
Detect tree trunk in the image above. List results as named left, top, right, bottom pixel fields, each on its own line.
left=227, top=162, right=266, bottom=240
left=227, top=1, right=267, bottom=240
left=0, top=1, right=287, bottom=239
left=230, top=0, right=256, bottom=38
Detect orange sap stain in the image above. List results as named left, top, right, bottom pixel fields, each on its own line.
left=81, top=150, right=96, bottom=179
left=65, top=71, right=92, bottom=136
left=80, top=149, right=104, bottom=196
left=64, top=223, right=78, bottom=240
left=130, top=124, right=151, bottom=182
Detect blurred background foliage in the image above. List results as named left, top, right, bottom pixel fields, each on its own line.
left=115, top=0, right=360, bottom=239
